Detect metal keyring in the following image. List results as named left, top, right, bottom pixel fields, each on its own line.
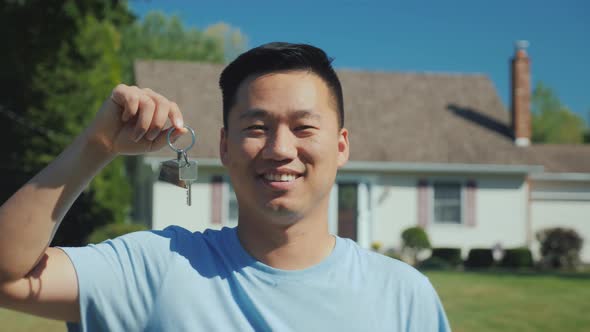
left=167, top=125, right=196, bottom=153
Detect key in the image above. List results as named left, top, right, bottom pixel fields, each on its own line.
left=179, top=152, right=198, bottom=206
left=158, top=126, right=198, bottom=206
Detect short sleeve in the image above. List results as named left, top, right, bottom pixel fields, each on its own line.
left=408, top=276, right=452, bottom=332
left=59, top=227, right=178, bottom=332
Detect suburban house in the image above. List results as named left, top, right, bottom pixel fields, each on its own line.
left=133, top=44, right=590, bottom=263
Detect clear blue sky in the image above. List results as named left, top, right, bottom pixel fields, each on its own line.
left=130, top=0, right=590, bottom=123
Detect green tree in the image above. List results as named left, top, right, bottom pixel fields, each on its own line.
left=119, top=11, right=246, bottom=84
left=401, top=226, right=431, bottom=266
left=531, top=82, right=586, bottom=144
left=0, top=1, right=134, bottom=246
left=27, top=14, right=133, bottom=246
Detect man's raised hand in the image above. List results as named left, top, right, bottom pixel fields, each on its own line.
left=85, top=84, right=188, bottom=157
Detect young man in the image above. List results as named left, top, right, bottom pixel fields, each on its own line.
left=0, top=42, right=451, bottom=331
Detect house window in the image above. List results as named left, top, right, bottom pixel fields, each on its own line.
left=226, top=182, right=239, bottom=227
left=433, top=182, right=462, bottom=224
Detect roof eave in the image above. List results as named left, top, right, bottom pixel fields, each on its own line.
left=341, top=161, right=544, bottom=174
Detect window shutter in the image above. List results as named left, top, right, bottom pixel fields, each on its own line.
left=417, top=179, right=429, bottom=228
left=465, top=180, right=477, bottom=227
left=211, top=176, right=223, bottom=225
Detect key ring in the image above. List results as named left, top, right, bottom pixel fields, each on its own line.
left=167, top=125, right=196, bottom=153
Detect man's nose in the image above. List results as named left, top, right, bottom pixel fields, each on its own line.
left=262, top=126, right=297, bottom=161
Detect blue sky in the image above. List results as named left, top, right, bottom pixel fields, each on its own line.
left=130, top=0, right=590, bottom=123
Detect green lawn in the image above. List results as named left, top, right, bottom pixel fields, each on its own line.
left=426, top=270, right=590, bottom=332
left=1, top=270, right=589, bottom=331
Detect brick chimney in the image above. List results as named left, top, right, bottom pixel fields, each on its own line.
left=511, top=40, right=532, bottom=147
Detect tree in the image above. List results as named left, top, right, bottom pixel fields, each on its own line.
left=118, top=11, right=246, bottom=84
left=1, top=4, right=246, bottom=245
left=26, top=12, right=133, bottom=246
left=531, top=82, right=587, bottom=144
left=0, top=0, right=134, bottom=246
left=401, top=226, right=431, bottom=266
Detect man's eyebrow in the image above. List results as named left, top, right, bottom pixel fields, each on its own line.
left=238, top=109, right=321, bottom=121
left=290, top=110, right=321, bottom=120
left=238, top=109, right=269, bottom=121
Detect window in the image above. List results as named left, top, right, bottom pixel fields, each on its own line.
left=433, top=182, right=462, bottom=224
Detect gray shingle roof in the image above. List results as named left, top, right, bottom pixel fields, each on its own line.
left=135, top=60, right=590, bottom=174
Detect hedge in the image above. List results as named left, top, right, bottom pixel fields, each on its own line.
left=500, top=247, right=533, bottom=268
left=465, top=248, right=494, bottom=268
left=431, top=248, right=462, bottom=267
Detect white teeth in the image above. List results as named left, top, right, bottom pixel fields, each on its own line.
left=263, top=173, right=298, bottom=182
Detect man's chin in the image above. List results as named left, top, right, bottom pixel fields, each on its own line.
left=262, top=203, right=304, bottom=225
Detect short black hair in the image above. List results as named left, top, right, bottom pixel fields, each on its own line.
left=219, top=42, right=344, bottom=129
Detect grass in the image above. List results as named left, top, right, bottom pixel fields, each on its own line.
left=0, top=308, right=64, bottom=332
left=1, top=270, right=589, bottom=331
left=425, top=270, right=590, bottom=332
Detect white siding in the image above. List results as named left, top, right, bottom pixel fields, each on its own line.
left=371, top=174, right=528, bottom=258
left=531, top=180, right=590, bottom=263
left=152, top=168, right=223, bottom=232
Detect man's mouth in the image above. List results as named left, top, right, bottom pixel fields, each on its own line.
left=262, top=173, right=300, bottom=182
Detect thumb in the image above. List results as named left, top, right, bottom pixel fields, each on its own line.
left=151, top=127, right=189, bottom=151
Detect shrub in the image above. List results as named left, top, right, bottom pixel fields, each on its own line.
left=401, top=227, right=431, bottom=265
left=418, top=256, right=452, bottom=270
left=465, top=248, right=494, bottom=269
left=371, top=241, right=383, bottom=252
left=87, top=222, right=149, bottom=244
left=500, top=247, right=533, bottom=269
left=383, top=248, right=403, bottom=261
left=431, top=248, right=462, bottom=267
left=536, top=227, right=584, bottom=270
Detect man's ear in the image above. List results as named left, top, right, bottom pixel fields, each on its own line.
left=220, top=127, right=229, bottom=166
left=337, top=128, right=349, bottom=168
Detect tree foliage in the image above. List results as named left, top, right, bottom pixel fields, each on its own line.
left=531, top=82, right=587, bottom=144
left=401, top=226, right=431, bottom=265
left=119, top=11, right=246, bottom=84
left=1, top=3, right=245, bottom=246
left=536, top=227, right=583, bottom=270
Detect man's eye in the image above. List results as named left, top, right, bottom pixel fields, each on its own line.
left=244, top=125, right=266, bottom=131
left=294, top=125, right=316, bottom=131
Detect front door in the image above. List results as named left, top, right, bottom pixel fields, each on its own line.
left=337, top=183, right=358, bottom=241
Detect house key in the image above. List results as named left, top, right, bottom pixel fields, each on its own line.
left=158, top=126, right=198, bottom=206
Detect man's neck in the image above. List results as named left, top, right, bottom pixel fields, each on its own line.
left=236, top=211, right=336, bottom=271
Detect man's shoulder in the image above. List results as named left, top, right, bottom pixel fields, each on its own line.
left=341, top=237, right=428, bottom=284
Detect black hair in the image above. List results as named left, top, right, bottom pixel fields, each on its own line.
left=219, top=42, right=344, bottom=129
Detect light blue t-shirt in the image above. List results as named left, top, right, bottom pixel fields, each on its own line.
left=61, top=226, right=451, bottom=331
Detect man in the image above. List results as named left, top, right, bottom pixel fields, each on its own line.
left=0, top=42, right=451, bottom=331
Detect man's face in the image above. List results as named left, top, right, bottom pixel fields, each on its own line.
left=220, top=70, right=349, bottom=224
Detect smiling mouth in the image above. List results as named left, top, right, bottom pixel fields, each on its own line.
left=261, top=173, right=301, bottom=182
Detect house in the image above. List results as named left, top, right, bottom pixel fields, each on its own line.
left=133, top=43, right=590, bottom=263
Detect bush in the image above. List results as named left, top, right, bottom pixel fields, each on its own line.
left=87, top=222, right=149, bottom=244
left=536, top=227, right=584, bottom=270
left=500, top=248, right=533, bottom=269
left=465, top=248, right=494, bottom=269
left=401, top=226, right=431, bottom=265
left=418, top=256, right=452, bottom=270
left=431, top=248, right=462, bottom=267
left=383, top=248, right=403, bottom=261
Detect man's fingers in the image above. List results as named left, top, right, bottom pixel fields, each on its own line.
left=146, top=97, right=170, bottom=141
left=111, top=84, right=141, bottom=122
left=168, top=102, right=184, bottom=129
left=151, top=126, right=189, bottom=151
left=133, top=94, right=156, bottom=142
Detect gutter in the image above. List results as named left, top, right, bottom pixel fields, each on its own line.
left=340, top=161, right=544, bottom=175
left=145, top=157, right=544, bottom=175
left=529, top=172, right=590, bottom=182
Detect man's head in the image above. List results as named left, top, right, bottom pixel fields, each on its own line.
left=219, top=42, right=344, bottom=129
left=218, top=42, right=349, bottom=225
